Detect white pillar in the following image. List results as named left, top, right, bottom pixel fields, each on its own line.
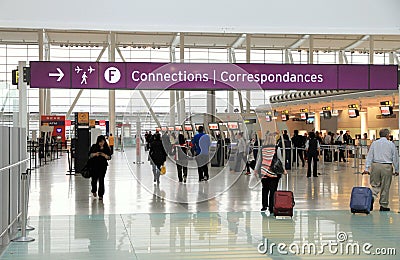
left=179, top=33, right=186, bottom=124
left=38, top=30, right=45, bottom=121
left=245, top=34, right=251, bottom=113
left=314, top=112, right=320, bottom=132
left=228, top=48, right=234, bottom=113
left=18, top=61, right=28, bottom=130
left=44, top=30, right=51, bottom=115
left=108, top=32, right=116, bottom=136
left=309, top=35, right=314, bottom=64
left=360, top=111, right=368, bottom=137
left=369, top=36, right=374, bottom=64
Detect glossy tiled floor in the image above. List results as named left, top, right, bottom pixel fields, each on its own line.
left=1, top=147, right=400, bottom=259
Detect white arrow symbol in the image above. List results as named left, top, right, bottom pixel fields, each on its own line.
left=48, top=68, right=64, bottom=82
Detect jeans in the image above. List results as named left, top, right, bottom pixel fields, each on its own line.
left=152, top=163, right=161, bottom=183
left=176, top=164, right=188, bottom=182
left=196, top=154, right=209, bottom=181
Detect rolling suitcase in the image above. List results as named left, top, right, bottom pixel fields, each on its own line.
left=273, top=191, right=295, bottom=217
left=350, top=186, right=372, bottom=214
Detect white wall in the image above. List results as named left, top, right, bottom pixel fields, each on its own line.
left=1, top=0, right=399, bottom=34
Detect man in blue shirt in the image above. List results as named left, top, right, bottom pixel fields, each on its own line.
left=192, top=126, right=211, bottom=181
left=364, top=128, right=399, bottom=211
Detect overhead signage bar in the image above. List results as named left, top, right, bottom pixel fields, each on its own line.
left=30, top=62, right=399, bottom=90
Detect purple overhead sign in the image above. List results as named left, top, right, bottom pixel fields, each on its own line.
left=29, top=62, right=399, bottom=90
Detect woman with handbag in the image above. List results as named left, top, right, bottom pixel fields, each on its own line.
left=254, top=132, right=286, bottom=214
left=149, top=133, right=167, bottom=185
left=89, top=135, right=111, bottom=200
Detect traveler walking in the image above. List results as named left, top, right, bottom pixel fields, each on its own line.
left=254, top=132, right=286, bottom=214
left=306, top=132, right=320, bottom=178
left=108, top=133, right=114, bottom=155
left=149, top=133, right=167, bottom=185
left=175, top=134, right=188, bottom=183
left=192, top=126, right=211, bottom=182
left=89, top=135, right=112, bottom=200
left=292, top=130, right=305, bottom=167
left=363, top=129, right=399, bottom=211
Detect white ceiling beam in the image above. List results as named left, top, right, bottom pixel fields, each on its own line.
left=344, top=35, right=369, bottom=51
left=231, top=33, right=246, bottom=49
left=288, top=34, right=310, bottom=49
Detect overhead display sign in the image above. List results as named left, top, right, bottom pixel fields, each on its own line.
left=30, top=62, right=399, bottom=90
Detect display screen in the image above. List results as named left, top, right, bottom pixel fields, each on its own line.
left=161, top=126, right=167, bottom=131
left=184, top=124, right=193, bottom=131
left=168, top=126, right=175, bottom=131
left=300, top=113, right=308, bottom=120
left=227, top=122, right=239, bottom=129
left=281, top=114, right=288, bottom=121
left=156, top=127, right=161, bottom=131
left=209, top=123, right=219, bottom=130
left=323, top=111, right=332, bottom=119
left=380, top=106, right=392, bottom=115
left=306, top=117, right=315, bottom=124
left=175, top=125, right=182, bottom=131
left=348, top=109, right=359, bottom=118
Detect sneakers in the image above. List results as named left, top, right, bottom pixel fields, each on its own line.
left=92, top=192, right=97, bottom=198
left=379, top=206, right=390, bottom=211
left=261, top=207, right=267, bottom=211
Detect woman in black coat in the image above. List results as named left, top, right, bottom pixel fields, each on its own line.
left=89, top=135, right=111, bottom=200
left=149, top=133, right=167, bottom=185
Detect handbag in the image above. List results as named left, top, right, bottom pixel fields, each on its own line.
left=80, top=163, right=92, bottom=178
left=270, top=153, right=285, bottom=175
left=160, top=165, right=166, bottom=175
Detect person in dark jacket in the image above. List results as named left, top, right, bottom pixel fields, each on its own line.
left=291, top=130, right=305, bottom=167
left=149, top=133, right=167, bottom=185
left=305, top=131, right=320, bottom=178
left=175, top=134, right=188, bottom=183
left=277, top=132, right=292, bottom=170
left=89, top=135, right=111, bottom=200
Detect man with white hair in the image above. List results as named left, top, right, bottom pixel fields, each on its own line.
left=364, top=129, right=399, bottom=211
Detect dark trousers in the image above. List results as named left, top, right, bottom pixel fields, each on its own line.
left=110, top=145, right=114, bottom=155
left=293, top=148, right=305, bottom=166
left=196, top=154, right=209, bottom=181
left=176, top=164, right=188, bottom=182
left=339, top=149, right=346, bottom=162
left=91, top=172, right=106, bottom=197
left=307, top=153, right=318, bottom=177
left=261, top=177, right=280, bottom=211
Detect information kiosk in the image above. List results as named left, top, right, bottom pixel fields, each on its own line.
left=208, top=123, right=224, bottom=167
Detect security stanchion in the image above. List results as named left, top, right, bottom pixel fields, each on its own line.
left=352, top=146, right=358, bottom=169
left=66, top=149, right=75, bottom=175
left=335, top=145, right=341, bottom=171
left=295, top=147, right=298, bottom=170
left=12, top=169, right=35, bottom=242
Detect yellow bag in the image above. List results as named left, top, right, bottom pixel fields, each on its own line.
left=160, top=165, right=166, bottom=175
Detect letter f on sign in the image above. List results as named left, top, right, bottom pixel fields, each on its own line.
left=104, top=67, right=121, bottom=84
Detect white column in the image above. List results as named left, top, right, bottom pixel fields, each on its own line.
left=360, top=111, right=368, bottom=137
left=38, top=30, right=45, bottom=120
left=44, top=30, right=51, bottom=115
left=108, top=32, right=116, bottom=136
left=179, top=33, right=186, bottom=124
left=369, top=36, right=374, bottom=64
left=308, top=35, right=314, bottom=64
left=245, top=34, right=251, bottom=113
left=18, top=61, right=28, bottom=130
left=228, top=48, right=234, bottom=113
left=314, top=112, right=321, bottom=132
left=169, top=47, right=176, bottom=126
